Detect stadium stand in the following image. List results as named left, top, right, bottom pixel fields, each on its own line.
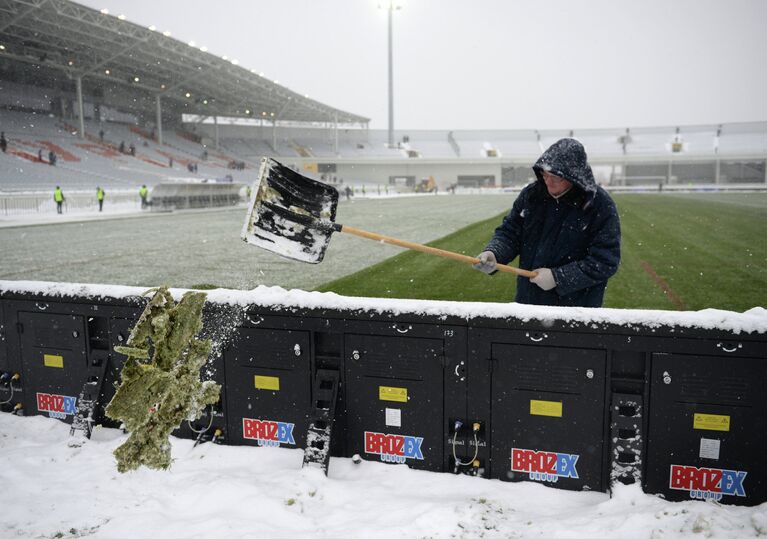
left=0, top=0, right=765, bottom=204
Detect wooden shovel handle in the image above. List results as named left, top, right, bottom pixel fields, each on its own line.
left=339, top=225, right=538, bottom=278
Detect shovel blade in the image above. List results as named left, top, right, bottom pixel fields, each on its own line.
left=241, top=158, right=339, bottom=263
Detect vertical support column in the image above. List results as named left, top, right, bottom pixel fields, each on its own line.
left=272, top=121, right=277, bottom=152
left=155, top=94, right=163, bottom=145
left=333, top=113, right=339, bottom=156
left=667, top=159, right=673, bottom=185
left=387, top=5, right=394, bottom=148
left=715, top=159, right=721, bottom=184
left=214, top=116, right=219, bottom=150
left=75, top=75, right=85, bottom=139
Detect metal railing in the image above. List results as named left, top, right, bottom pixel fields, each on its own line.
left=0, top=192, right=140, bottom=216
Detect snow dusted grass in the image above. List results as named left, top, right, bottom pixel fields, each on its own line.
left=0, top=194, right=517, bottom=291
left=1, top=413, right=765, bottom=539
left=318, top=193, right=767, bottom=311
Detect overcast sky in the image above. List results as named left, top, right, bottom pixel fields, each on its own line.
left=78, top=0, right=767, bottom=130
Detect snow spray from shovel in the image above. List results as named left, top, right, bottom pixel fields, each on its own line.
left=241, top=157, right=536, bottom=277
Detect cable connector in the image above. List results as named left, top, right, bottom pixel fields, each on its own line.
left=472, top=422, right=481, bottom=433
left=453, top=419, right=464, bottom=433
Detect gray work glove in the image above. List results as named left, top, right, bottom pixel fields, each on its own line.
left=473, top=251, right=498, bottom=275
left=530, top=268, right=556, bottom=290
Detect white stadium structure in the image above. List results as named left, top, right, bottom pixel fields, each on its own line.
left=1, top=0, right=766, bottom=208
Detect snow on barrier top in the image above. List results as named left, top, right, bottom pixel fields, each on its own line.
left=1, top=280, right=765, bottom=335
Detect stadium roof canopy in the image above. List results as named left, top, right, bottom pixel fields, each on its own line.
left=0, top=0, right=370, bottom=125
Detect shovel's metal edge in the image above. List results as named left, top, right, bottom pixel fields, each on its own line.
left=240, top=156, right=272, bottom=245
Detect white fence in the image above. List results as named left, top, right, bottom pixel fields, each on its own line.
left=0, top=191, right=141, bottom=216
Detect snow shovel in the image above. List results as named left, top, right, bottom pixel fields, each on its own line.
left=241, top=157, right=537, bottom=277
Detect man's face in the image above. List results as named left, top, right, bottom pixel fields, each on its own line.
left=542, top=171, right=573, bottom=197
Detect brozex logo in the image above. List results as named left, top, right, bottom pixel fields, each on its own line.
left=242, top=418, right=296, bottom=447
left=511, top=447, right=579, bottom=483
left=36, top=392, right=77, bottom=419
left=670, top=464, right=747, bottom=500
left=365, top=431, right=424, bottom=463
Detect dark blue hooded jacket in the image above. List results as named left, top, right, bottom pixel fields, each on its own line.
left=485, top=138, right=621, bottom=307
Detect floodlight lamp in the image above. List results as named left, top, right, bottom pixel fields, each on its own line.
left=245, top=109, right=250, bottom=115
left=117, top=14, right=126, bottom=20
left=270, top=112, right=275, bottom=117
left=149, top=25, right=156, bottom=31
left=200, top=46, right=208, bottom=52
left=185, top=92, right=191, bottom=98
left=231, top=59, right=239, bottom=65
left=160, top=84, right=166, bottom=89
left=274, top=80, right=279, bottom=85
left=100, top=8, right=109, bottom=14
left=304, top=94, right=309, bottom=98
left=67, top=60, right=74, bottom=66
left=203, top=99, right=208, bottom=105
left=188, top=41, right=196, bottom=47
left=222, top=55, right=228, bottom=60
left=0, top=45, right=5, bottom=51
left=163, top=31, right=171, bottom=37
left=259, top=72, right=264, bottom=77
left=133, top=76, right=140, bottom=82
left=262, top=111, right=267, bottom=116
left=104, top=69, right=110, bottom=75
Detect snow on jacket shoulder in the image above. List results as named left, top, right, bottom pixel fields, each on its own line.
left=484, top=138, right=621, bottom=307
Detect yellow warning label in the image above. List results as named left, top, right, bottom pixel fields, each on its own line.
left=43, top=354, right=64, bottom=368
left=530, top=399, right=562, bottom=418
left=693, top=413, right=730, bottom=432
left=254, top=375, right=280, bottom=391
left=379, top=386, right=408, bottom=403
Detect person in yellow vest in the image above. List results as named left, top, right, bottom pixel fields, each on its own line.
left=139, top=184, right=148, bottom=209
left=96, top=186, right=105, bottom=212
left=53, top=185, right=65, bottom=214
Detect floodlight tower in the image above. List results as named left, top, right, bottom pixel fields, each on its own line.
left=381, top=1, right=402, bottom=148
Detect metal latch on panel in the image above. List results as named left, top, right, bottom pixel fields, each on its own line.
left=294, top=343, right=302, bottom=357
left=525, top=331, right=548, bottom=342
left=717, top=341, right=742, bottom=353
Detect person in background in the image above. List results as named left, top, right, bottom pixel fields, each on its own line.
left=38, top=149, right=43, bottom=162
left=0, top=132, right=7, bottom=153
left=96, top=186, right=105, bottom=212
left=139, top=184, right=149, bottom=209
left=473, top=138, right=621, bottom=307
left=48, top=150, right=56, bottom=166
left=54, top=185, right=65, bottom=214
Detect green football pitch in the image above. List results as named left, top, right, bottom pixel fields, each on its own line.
left=316, top=193, right=767, bottom=312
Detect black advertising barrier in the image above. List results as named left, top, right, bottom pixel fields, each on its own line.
left=0, top=281, right=765, bottom=506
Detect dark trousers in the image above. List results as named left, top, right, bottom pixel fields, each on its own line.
left=98, top=200, right=103, bottom=212
left=56, top=202, right=62, bottom=214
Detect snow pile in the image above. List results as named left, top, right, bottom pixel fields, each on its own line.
left=0, top=414, right=764, bottom=538
left=2, top=280, right=766, bottom=334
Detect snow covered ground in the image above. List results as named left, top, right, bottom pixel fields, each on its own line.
left=0, top=194, right=518, bottom=290
left=1, top=413, right=765, bottom=539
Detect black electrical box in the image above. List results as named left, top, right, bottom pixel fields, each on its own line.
left=489, top=344, right=607, bottom=492
left=225, top=327, right=312, bottom=449
left=344, top=332, right=444, bottom=471
left=645, top=352, right=767, bottom=505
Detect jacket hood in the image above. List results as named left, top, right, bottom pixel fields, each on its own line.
left=533, top=138, right=597, bottom=201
